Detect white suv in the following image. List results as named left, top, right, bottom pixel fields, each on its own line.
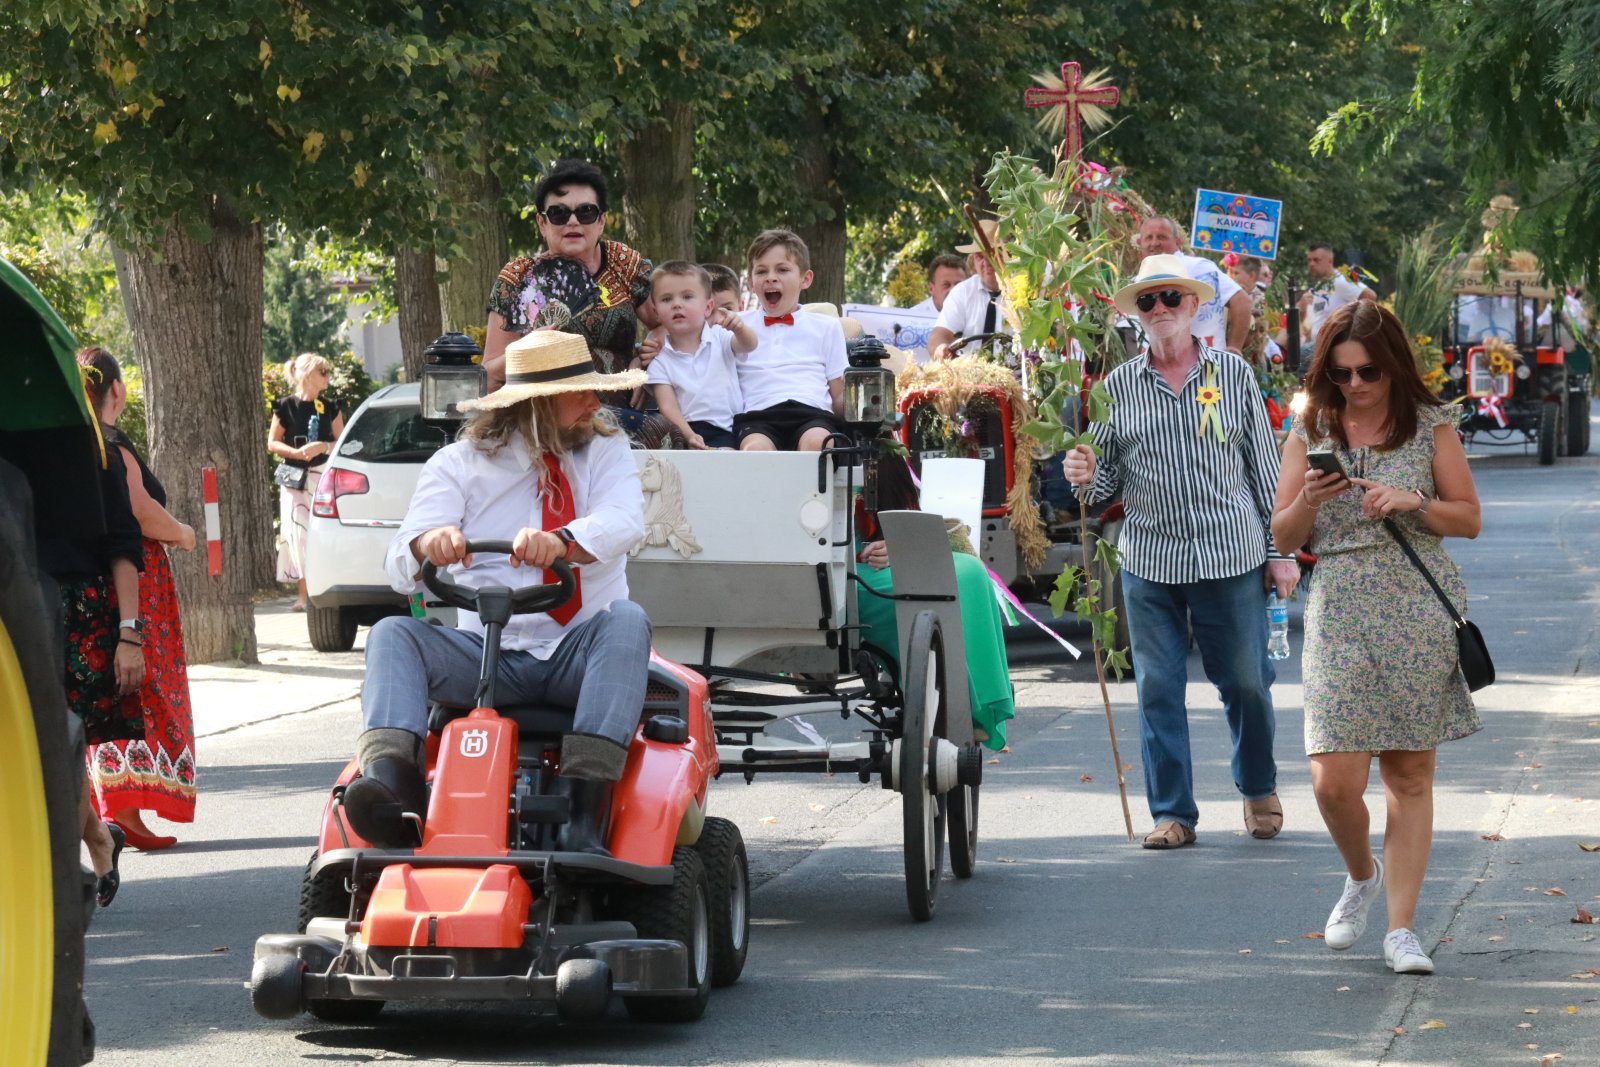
left=304, top=383, right=455, bottom=651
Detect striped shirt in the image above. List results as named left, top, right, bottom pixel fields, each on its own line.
left=1076, top=345, right=1289, bottom=584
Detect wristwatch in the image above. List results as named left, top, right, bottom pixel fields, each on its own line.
left=553, top=527, right=577, bottom=558
left=1414, top=490, right=1432, bottom=513
left=119, top=618, right=145, bottom=637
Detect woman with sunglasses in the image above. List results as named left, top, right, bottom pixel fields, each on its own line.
left=1271, top=300, right=1481, bottom=976
left=1064, top=254, right=1300, bottom=851
left=484, top=159, right=652, bottom=432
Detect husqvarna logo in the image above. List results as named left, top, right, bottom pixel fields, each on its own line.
left=459, top=728, right=490, bottom=758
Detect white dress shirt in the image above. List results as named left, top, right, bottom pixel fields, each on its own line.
left=1176, top=253, right=1241, bottom=349
left=934, top=274, right=1008, bottom=339
left=910, top=296, right=936, bottom=314
left=384, top=429, right=644, bottom=658
left=646, top=323, right=743, bottom=430
left=1305, top=272, right=1369, bottom=342
left=737, top=308, right=848, bottom=412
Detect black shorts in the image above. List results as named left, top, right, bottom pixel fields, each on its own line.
left=733, top=400, right=846, bottom=450
left=688, top=420, right=737, bottom=449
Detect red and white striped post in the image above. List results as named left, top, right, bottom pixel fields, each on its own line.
left=202, top=466, right=222, bottom=576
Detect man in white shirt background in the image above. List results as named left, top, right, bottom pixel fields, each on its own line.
left=928, top=220, right=1009, bottom=360
left=1299, top=241, right=1375, bottom=345
left=343, top=330, right=649, bottom=857
left=910, top=253, right=968, bottom=315
left=1136, top=215, right=1251, bottom=352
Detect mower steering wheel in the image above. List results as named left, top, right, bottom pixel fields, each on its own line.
left=421, top=540, right=576, bottom=616
left=949, top=332, right=1013, bottom=357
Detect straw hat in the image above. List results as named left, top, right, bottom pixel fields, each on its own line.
left=458, top=329, right=646, bottom=411
left=1111, top=253, right=1215, bottom=316
left=955, top=219, right=999, bottom=254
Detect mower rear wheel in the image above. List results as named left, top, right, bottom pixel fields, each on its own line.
left=693, top=817, right=749, bottom=987
left=901, top=611, right=948, bottom=922
left=1569, top=392, right=1592, bottom=456
left=1538, top=401, right=1558, bottom=465
left=616, top=847, right=712, bottom=1022
left=296, top=853, right=384, bottom=1023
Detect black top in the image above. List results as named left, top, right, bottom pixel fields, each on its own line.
left=273, top=395, right=341, bottom=470
left=102, top=424, right=165, bottom=508
left=37, top=436, right=145, bottom=581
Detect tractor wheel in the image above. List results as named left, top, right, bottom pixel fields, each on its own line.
left=0, top=466, right=90, bottom=1067
left=1538, top=401, right=1558, bottom=465
left=296, top=854, right=384, bottom=1023
left=1568, top=392, right=1591, bottom=456
left=307, top=604, right=357, bottom=653
left=692, top=817, right=749, bottom=987
left=617, top=847, right=712, bottom=1022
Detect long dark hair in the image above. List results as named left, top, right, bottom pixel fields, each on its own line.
left=75, top=346, right=122, bottom=418
left=1302, top=301, right=1441, bottom=451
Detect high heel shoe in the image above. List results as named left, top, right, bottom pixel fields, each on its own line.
left=96, top=824, right=125, bottom=908
left=113, top=819, right=177, bottom=851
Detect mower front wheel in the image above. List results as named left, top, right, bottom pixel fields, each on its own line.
left=296, top=853, right=385, bottom=1023
left=616, top=846, right=712, bottom=1023
left=693, top=816, right=749, bottom=987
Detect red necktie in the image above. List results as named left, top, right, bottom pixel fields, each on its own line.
left=541, top=452, right=582, bottom=626
left=763, top=313, right=795, bottom=327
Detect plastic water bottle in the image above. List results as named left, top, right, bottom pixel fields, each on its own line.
left=1267, top=594, right=1291, bottom=660
left=307, top=411, right=321, bottom=444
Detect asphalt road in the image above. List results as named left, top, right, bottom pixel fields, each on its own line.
left=85, top=413, right=1600, bottom=1066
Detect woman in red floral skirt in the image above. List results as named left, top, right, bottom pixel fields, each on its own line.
left=78, top=348, right=198, bottom=849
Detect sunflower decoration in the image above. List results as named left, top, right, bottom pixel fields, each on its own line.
left=1483, top=336, right=1520, bottom=377
left=1195, top=364, right=1226, bottom=443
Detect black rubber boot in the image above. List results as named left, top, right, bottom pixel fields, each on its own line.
left=556, top=777, right=614, bottom=857
left=344, top=730, right=428, bottom=849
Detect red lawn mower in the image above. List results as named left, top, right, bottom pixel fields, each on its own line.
left=250, top=546, right=748, bottom=1024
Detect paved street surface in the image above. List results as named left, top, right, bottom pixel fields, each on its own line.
left=87, top=408, right=1600, bottom=1066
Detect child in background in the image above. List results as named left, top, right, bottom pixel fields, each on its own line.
left=646, top=261, right=758, bottom=449
left=702, top=263, right=743, bottom=316
left=735, top=229, right=848, bottom=452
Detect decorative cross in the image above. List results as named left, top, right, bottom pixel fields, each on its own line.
left=1024, top=61, right=1120, bottom=165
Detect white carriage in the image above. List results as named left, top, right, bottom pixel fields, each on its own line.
left=627, top=449, right=986, bottom=921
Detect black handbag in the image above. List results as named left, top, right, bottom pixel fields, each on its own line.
left=273, top=463, right=307, bottom=491
left=1383, top=518, right=1495, bottom=691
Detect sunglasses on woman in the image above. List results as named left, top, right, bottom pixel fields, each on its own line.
left=1326, top=364, right=1384, bottom=385
left=540, top=203, right=603, bottom=226
left=1134, top=289, right=1186, bottom=313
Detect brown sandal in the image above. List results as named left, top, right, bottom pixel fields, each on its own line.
left=1141, top=820, right=1196, bottom=850
left=1243, top=794, right=1284, bottom=839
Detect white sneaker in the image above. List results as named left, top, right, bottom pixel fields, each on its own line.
left=1324, top=859, right=1384, bottom=950
left=1383, top=927, right=1435, bottom=975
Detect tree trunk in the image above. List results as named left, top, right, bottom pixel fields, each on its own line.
left=435, top=159, right=509, bottom=334
left=617, top=101, right=696, bottom=263
left=393, top=244, right=443, bottom=383
left=791, top=92, right=847, bottom=307
left=113, top=201, right=269, bottom=664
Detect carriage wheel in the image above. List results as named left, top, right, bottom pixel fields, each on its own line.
left=947, top=776, right=980, bottom=880
left=900, top=611, right=947, bottom=922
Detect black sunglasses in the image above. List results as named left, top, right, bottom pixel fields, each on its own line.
left=1326, top=364, right=1384, bottom=385
left=540, top=203, right=602, bottom=226
left=1134, top=289, right=1186, bottom=312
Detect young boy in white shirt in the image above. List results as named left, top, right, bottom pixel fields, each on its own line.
left=645, top=261, right=758, bottom=449
left=735, top=229, right=849, bottom=452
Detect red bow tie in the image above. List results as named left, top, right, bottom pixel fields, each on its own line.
left=763, top=313, right=795, bottom=327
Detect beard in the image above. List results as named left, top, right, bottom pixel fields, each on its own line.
left=558, top=417, right=597, bottom=450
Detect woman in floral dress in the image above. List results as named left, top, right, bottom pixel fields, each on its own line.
left=1271, top=302, right=1481, bottom=977
left=79, top=347, right=198, bottom=849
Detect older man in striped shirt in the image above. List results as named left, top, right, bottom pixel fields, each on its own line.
left=1065, top=254, right=1301, bottom=850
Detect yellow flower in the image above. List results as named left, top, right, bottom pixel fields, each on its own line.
left=1197, top=385, right=1221, bottom=405
left=1003, top=270, right=1032, bottom=311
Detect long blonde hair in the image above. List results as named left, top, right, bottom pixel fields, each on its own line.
left=459, top=395, right=620, bottom=488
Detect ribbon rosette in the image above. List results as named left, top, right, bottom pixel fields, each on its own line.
left=1195, top=365, right=1226, bottom=443
left=1477, top=393, right=1508, bottom=428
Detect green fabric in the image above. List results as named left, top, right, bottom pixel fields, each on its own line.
left=0, top=256, right=88, bottom=432
left=857, top=552, right=1015, bottom=750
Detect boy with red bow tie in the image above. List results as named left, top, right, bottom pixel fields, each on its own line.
left=342, top=330, right=648, bottom=857
left=734, top=229, right=849, bottom=451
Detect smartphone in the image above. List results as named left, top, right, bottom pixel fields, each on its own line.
left=1305, top=450, right=1347, bottom=479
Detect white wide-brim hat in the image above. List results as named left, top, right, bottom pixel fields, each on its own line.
left=1112, top=253, right=1216, bottom=316
left=458, top=329, right=646, bottom=412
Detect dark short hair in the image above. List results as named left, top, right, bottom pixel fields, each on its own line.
left=651, top=260, right=713, bottom=296
left=1303, top=301, right=1441, bottom=451
left=534, top=158, right=608, bottom=213
left=1307, top=241, right=1334, bottom=255
left=927, top=253, right=967, bottom=281
left=746, top=229, right=810, bottom=273
left=1233, top=255, right=1263, bottom=275
left=75, top=346, right=122, bottom=413
left=700, top=263, right=740, bottom=294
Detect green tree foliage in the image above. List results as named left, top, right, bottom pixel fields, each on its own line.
left=1316, top=0, right=1600, bottom=283
left=261, top=228, right=345, bottom=366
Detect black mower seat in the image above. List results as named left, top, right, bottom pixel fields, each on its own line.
left=427, top=702, right=574, bottom=739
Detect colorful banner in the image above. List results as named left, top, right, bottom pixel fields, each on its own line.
left=843, top=303, right=939, bottom=363
left=1190, top=188, right=1283, bottom=260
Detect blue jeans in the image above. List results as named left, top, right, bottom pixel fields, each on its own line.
left=361, top=602, right=652, bottom=752
left=1121, top=567, right=1277, bottom=829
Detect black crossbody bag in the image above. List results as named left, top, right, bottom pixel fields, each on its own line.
left=1383, top=518, right=1494, bottom=691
